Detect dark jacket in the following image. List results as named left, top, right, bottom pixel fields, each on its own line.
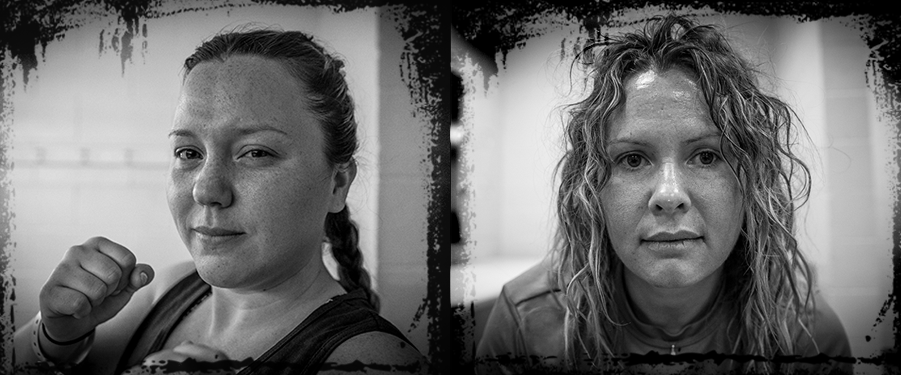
left=477, top=259, right=853, bottom=374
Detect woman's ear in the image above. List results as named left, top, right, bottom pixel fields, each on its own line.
left=328, top=160, right=357, bottom=213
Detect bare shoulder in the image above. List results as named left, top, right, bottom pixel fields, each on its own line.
left=320, top=331, right=428, bottom=374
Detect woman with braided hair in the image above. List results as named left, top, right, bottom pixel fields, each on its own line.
left=14, top=29, right=425, bottom=374
left=477, top=14, right=851, bottom=374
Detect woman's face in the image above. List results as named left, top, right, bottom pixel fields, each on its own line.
left=167, top=55, right=353, bottom=290
left=600, top=68, right=743, bottom=289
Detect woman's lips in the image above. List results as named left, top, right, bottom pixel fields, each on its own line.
left=644, top=230, right=701, bottom=242
left=644, top=237, right=701, bottom=247
left=643, top=237, right=703, bottom=253
left=193, top=226, right=243, bottom=236
left=192, top=226, right=244, bottom=245
left=641, top=231, right=703, bottom=253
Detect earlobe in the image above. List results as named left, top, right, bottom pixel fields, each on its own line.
left=328, top=161, right=357, bottom=213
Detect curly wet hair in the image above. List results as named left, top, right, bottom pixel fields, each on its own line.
left=551, top=14, right=815, bottom=372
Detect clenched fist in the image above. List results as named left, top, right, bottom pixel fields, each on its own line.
left=39, top=236, right=155, bottom=343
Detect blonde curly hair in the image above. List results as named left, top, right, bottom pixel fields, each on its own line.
left=552, top=14, right=815, bottom=372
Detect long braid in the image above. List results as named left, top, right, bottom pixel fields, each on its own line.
left=297, top=32, right=382, bottom=311
left=326, top=207, right=379, bottom=311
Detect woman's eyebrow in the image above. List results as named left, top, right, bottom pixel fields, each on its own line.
left=682, top=133, right=720, bottom=145
left=235, top=125, right=289, bottom=136
left=606, top=137, right=649, bottom=148
left=167, top=125, right=289, bottom=138
left=606, top=133, right=719, bottom=147
left=168, top=129, right=194, bottom=138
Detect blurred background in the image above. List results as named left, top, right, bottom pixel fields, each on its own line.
left=452, top=7, right=896, bottom=372
left=7, top=4, right=431, bottom=356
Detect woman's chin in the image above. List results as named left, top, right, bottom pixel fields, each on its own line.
left=192, top=258, right=249, bottom=289
left=636, top=262, right=713, bottom=289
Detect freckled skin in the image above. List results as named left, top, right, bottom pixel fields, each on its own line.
left=600, top=68, right=744, bottom=291
left=167, top=55, right=348, bottom=292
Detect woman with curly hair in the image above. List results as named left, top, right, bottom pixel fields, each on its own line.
left=477, top=14, right=851, bottom=374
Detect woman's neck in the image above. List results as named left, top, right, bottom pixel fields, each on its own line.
left=622, top=266, right=723, bottom=336
left=205, top=258, right=345, bottom=336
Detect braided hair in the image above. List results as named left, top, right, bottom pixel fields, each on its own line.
left=183, top=28, right=379, bottom=311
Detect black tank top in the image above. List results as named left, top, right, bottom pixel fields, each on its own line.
left=115, top=271, right=412, bottom=374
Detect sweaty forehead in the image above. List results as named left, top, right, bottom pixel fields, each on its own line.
left=621, top=68, right=706, bottom=115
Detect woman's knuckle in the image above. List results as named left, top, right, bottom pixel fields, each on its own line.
left=85, top=280, right=108, bottom=301
left=38, top=285, right=54, bottom=302
left=66, top=294, right=90, bottom=314
left=86, top=236, right=106, bottom=245
left=66, top=245, right=85, bottom=257
left=101, top=263, right=123, bottom=285
left=121, top=251, right=137, bottom=266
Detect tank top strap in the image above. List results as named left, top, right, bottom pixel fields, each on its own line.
left=239, top=288, right=412, bottom=374
left=115, top=271, right=210, bottom=372
left=115, top=272, right=413, bottom=375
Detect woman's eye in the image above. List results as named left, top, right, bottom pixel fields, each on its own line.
left=695, top=151, right=719, bottom=166
left=175, top=148, right=201, bottom=160
left=619, top=154, right=646, bottom=169
left=244, top=149, right=272, bottom=158
left=625, top=155, right=642, bottom=168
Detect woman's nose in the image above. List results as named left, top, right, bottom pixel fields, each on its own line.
left=192, top=160, right=234, bottom=208
left=648, top=162, right=690, bottom=214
